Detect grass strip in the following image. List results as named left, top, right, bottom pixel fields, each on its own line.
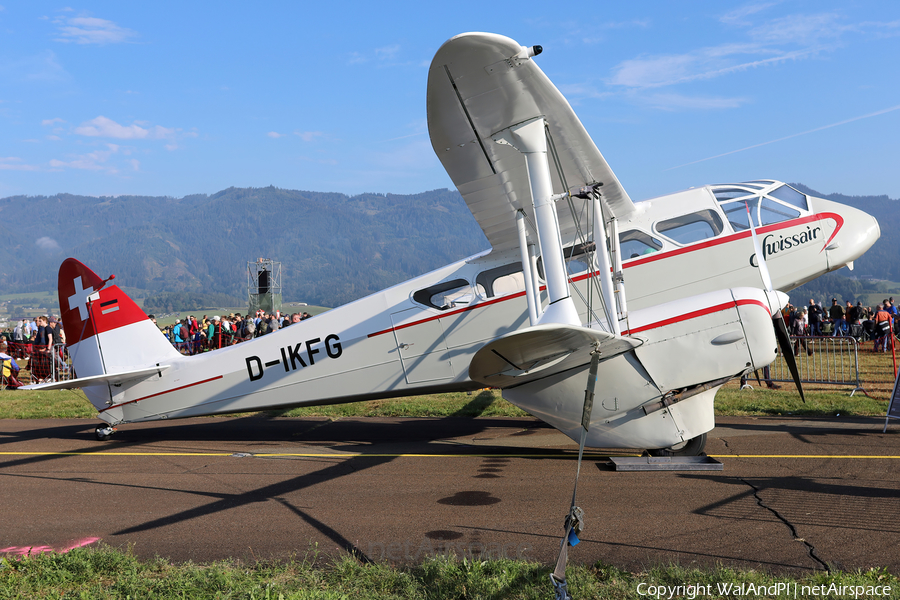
left=1, top=347, right=896, bottom=420
left=0, top=546, right=897, bottom=599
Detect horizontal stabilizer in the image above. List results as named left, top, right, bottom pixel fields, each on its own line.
left=468, top=324, right=640, bottom=388
left=21, top=365, right=170, bottom=392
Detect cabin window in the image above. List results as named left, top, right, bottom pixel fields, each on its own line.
left=723, top=199, right=760, bottom=231
left=655, top=210, right=724, bottom=245
left=476, top=263, right=526, bottom=298
left=413, top=279, right=473, bottom=310
left=619, top=229, right=663, bottom=260
left=760, top=197, right=801, bottom=225
left=536, top=242, right=596, bottom=280
left=769, top=184, right=808, bottom=211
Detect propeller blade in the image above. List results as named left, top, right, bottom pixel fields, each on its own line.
left=773, top=314, right=805, bottom=402
left=746, top=202, right=774, bottom=292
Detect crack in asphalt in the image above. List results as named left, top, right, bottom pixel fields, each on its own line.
left=741, top=478, right=830, bottom=572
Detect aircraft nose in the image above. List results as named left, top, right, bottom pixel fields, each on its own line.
left=808, top=196, right=880, bottom=271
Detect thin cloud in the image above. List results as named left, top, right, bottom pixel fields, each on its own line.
left=49, top=143, right=121, bottom=172
left=74, top=116, right=176, bottom=141
left=347, top=43, right=401, bottom=65
left=54, top=16, right=137, bottom=45
left=294, top=131, right=324, bottom=142
left=637, top=93, right=748, bottom=111
left=665, top=104, right=900, bottom=170
left=0, top=157, right=39, bottom=171
left=35, top=237, right=61, bottom=252
left=609, top=45, right=815, bottom=89
left=720, top=2, right=779, bottom=26
left=609, top=10, right=869, bottom=91
left=267, top=131, right=286, bottom=138
left=0, top=50, right=69, bottom=82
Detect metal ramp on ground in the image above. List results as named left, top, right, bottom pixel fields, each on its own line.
left=610, top=455, right=723, bottom=471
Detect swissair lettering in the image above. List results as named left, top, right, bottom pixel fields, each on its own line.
left=245, top=334, right=343, bottom=381
left=750, top=225, right=822, bottom=266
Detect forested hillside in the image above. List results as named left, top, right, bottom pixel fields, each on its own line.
left=0, top=187, right=489, bottom=307
left=0, top=184, right=895, bottom=309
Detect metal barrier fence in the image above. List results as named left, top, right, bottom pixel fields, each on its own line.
left=1, top=341, right=74, bottom=388
left=769, top=335, right=866, bottom=396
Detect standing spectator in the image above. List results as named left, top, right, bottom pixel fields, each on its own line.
left=845, top=301, right=858, bottom=325
left=268, top=313, right=280, bottom=334
left=792, top=310, right=812, bottom=356
left=829, top=298, right=845, bottom=336
left=874, top=304, right=893, bottom=352
left=808, top=299, right=822, bottom=336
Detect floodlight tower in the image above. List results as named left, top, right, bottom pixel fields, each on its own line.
left=248, top=258, right=282, bottom=315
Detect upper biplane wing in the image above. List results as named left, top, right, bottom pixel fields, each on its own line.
left=427, top=32, right=634, bottom=253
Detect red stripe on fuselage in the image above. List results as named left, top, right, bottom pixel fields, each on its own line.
left=98, top=375, right=223, bottom=413
left=619, top=212, right=843, bottom=270
left=622, top=299, right=770, bottom=335
left=366, top=214, right=831, bottom=338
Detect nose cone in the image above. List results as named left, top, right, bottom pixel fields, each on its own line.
left=807, top=195, right=880, bottom=271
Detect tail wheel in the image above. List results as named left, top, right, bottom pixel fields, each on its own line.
left=648, top=432, right=707, bottom=457
left=95, top=425, right=115, bottom=441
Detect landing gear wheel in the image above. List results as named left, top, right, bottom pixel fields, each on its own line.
left=648, top=433, right=707, bottom=457
left=95, top=425, right=115, bottom=441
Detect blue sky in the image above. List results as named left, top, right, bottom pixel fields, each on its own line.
left=2, top=1, right=898, bottom=202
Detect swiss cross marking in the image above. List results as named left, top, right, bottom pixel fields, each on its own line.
left=67, top=276, right=98, bottom=322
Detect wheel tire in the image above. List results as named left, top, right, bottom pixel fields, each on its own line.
left=648, top=432, right=707, bottom=457
left=95, top=426, right=111, bottom=441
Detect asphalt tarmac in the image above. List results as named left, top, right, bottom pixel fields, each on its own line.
left=1, top=414, right=898, bottom=574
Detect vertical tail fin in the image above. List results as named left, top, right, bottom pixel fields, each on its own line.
left=59, top=258, right=180, bottom=379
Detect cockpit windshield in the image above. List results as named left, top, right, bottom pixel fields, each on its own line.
left=769, top=184, right=809, bottom=211
left=711, top=181, right=808, bottom=232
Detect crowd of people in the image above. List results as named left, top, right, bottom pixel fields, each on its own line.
left=780, top=296, right=897, bottom=352
left=1, top=315, right=68, bottom=388
left=2, top=295, right=897, bottom=390
left=158, top=309, right=315, bottom=355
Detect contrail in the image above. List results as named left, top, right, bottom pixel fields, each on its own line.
left=665, top=104, right=900, bottom=171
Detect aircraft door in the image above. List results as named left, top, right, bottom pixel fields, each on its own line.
left=390, top=308, right=455, bottom=384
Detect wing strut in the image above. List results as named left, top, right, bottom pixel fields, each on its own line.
left=608, top=215, right=628, bottom=325
left=516, top=210, right=541, bottom=325
left=494, top=117, right=579, bottom=326
left=590, top=193, right=619, bottom=335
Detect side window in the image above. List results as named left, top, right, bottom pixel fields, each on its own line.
left=722, top=199, right=759, bottom=231
left=655, top=210, right=724, bottom=245
left=619, top=229, right=663, bottom=260
left=760, top=197, right=801, bottom=225
left=537, top=242, right=596, bottom=280
left=413, top=279, right=473, bottom=310
left=476, top=263, right=526, bottom=298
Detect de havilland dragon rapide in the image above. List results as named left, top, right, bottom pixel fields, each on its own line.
left=27, top=33, right=880, bottom=460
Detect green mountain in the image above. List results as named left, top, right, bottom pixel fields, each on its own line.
left=1, top=184, right=896, bottom=309
left=0, top=187, right=489, bottom=308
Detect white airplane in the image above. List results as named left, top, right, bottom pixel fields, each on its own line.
left=26, top=33, right=879, bottom=458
